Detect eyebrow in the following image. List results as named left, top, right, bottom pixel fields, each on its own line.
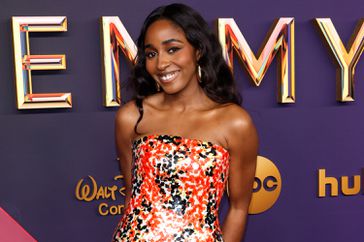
left=144, top=38, right=183, bottom=49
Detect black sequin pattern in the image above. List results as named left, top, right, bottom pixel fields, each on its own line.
left=112, top=134, right=230, bottom=241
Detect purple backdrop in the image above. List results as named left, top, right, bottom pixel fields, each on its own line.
left=0, top=0, right=363, bottom=241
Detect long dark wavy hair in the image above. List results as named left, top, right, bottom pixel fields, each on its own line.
left=132, top=3, right=241, bottom=133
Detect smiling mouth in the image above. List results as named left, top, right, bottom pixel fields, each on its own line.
left=158, top=71, right=179, bottom=83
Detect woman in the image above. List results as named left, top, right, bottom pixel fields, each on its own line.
left=113, top=3, right=258, bottom=242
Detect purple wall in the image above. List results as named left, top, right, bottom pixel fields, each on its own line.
left=0, top=0, right=363, bottom=241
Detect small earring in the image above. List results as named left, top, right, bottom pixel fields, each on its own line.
left=197, top=65, right=202, bottom=83
left=156, top=82, right=160, bottom=92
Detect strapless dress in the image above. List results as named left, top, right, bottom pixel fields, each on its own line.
left=112, top=134, right=230, bottom=242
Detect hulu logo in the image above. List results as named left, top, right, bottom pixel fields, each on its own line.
left=318, top=169, right=364, bottom=197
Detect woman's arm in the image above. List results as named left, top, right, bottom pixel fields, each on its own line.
left=114, top=101, right=140, bottom=207
left=221, top=107, right=258, bottom=242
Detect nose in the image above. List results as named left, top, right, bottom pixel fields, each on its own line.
left=156, top=53, right=170, bottom=71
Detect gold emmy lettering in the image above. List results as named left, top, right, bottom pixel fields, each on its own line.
left=217, top=18, right=295, bottom=103
left=11, top=16, right=71, bottom=109
left=100, top=17, right=137, bottom=107
left=315, top=18, right=364, bottom=102
left=7, top=16, right=363, bottom=109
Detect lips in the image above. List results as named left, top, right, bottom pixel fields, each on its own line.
left=157, top=70, right=179, bottom=83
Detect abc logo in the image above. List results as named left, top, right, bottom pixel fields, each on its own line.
left=248, top=156, right=282, bottom=214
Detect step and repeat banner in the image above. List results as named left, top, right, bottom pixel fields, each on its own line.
left=0, top=0, right=363, bottom=241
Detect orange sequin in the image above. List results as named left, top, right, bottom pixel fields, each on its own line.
left=113, top=134, right=230, bottom=241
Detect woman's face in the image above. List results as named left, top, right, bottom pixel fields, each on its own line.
left=144, top=19, right=199, bottom=95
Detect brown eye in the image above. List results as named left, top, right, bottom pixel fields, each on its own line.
left=168, top=47, right=180, bottom=54
left=146, top=51, right=157, bottom=59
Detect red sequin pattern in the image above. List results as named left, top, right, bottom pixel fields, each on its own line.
left=113, top=134, right=230, bottom=241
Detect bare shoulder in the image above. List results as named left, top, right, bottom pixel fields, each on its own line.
left=115, top=100, right=140, bottom=124
left=115, top=100, right=140, bottom=141
left=219, top=104, right=255, bottom=133
left=217, top=104, right=258, bottom=148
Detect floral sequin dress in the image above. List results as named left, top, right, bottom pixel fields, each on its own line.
left=113, top=134, right=230, bottom=242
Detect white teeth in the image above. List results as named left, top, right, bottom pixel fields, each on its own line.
left=159, top=71, right=177, bottom=81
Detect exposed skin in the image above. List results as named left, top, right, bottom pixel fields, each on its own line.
left=115, top=19, right=258, bottom=241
